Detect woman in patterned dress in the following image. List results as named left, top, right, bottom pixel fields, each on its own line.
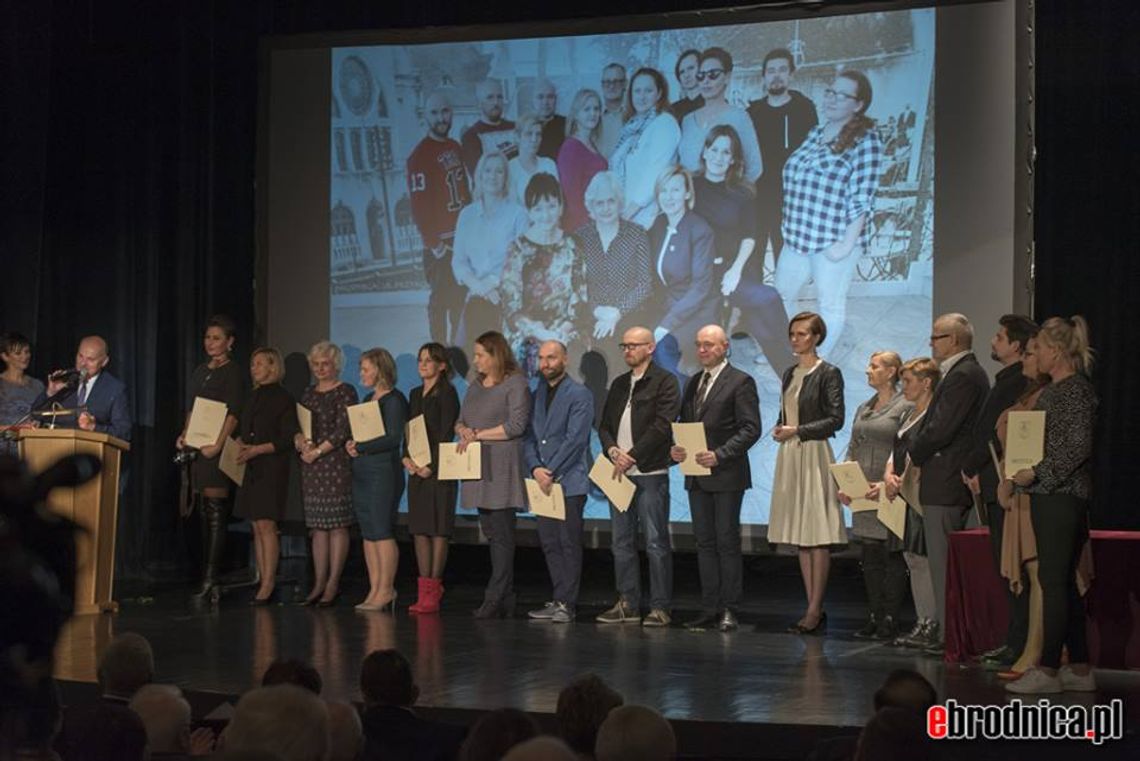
left=294, top=341, right=358, bottom=606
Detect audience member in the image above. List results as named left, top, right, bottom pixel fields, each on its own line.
left=594, top=705, right=675, bottom=761
left=325, top=701, right=364, bottom=761
left=95, top=632, right=154, bottom=703
left=808, top=669, right=936, bottom=761
left=502, top=736, right=577, bottom=761
left=261, top=658, right=323, bottom=695
left=556, top=674, right=624, bottom=759
left=129, top=683, right=216, bottom=757
left=853, top=707, right=932, bottom=761
left=57, top=701, right=148, bottom=761
left=222, top=685, right=329, bottom=761
left=458, top=708, right=540, bottom=761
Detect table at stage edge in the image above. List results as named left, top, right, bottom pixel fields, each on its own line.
left=944, top=527, right=1140, bottom=669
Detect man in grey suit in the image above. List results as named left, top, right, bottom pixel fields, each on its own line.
left=670, top=325, right=761, bottom=631
left=523, top=341, right=594, bottom=623
left=908, top=313, right=991, bottom=655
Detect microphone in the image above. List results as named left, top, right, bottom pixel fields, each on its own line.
left=49, top=368, right=83, bottom=384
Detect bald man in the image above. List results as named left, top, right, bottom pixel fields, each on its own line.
left=523, top=341, right=594, bottom=623
left=597, top=327, right=681, bottom=627
left=460, top=78, right=518, bottom=175
left=407, top=92, right=471, bottom=344
left=670, top=325, right=760, bottom=631
left=36, top=335, right=132, bottom=440
left=533, top=79, right=566, bottom=159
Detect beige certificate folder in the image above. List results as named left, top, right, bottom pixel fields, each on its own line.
left=219, top=436, right=246, bottom=487
left=525, top=479, right=566, bottom=520
left=1004, top=410, right=1045, bottom=477
left=347, top=400, right=386, bottom=442
left=671, top=422, right=711, bottom=476
left=899, top=465, right=923, bottom=516
left=185, top=397, right=228, bottom=449
left=829, top=462, right=877, bottom=511
left=296, top=403, right=313, bottom=441
left=406, top=414, right=432, bottom=468
left=438, top=442, right=481, bottom=480
left=588, top=453, right=635, bottom=512
left=877, top=490, right=907, bottom=540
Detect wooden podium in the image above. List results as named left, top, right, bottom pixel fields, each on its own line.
left=18, top=428, right=130, bottom=615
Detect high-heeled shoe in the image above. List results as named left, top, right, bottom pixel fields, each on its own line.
left=355, top=590, right=397, bottom=612
left=316, top=591, right=341, bottom=608
left=250, top=590, right=275, bottom=607
left=793, top=611, right=827, bottom=635
left=297, top=590, right=322, bottom=607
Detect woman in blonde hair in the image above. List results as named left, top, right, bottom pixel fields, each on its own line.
left=234, top=347, right=299, bottom=605
left=1006, top=316, right=1098, bottom=695
left=556, top=89, right=608, bottom=232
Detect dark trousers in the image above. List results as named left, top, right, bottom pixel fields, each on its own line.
left=1030, top=493, right=1090, bottom=669
left=728, top=276, right=793, bottom=377
left=860, top=539, right=908, bottom=621
left=689, top=488, right=744, bottom=613
left=478, top=508, right=517, bottom=606
left=755, top=201, right=784, bottom=266
left=456, top=296, right=502, bottom=351
left=536, top=494, right=586, bottom=607
left=610, top=473, right=672, bottom=610
left=422, top=247, right=466, bottom=345
left=987, top=500, right=1029, bottom=652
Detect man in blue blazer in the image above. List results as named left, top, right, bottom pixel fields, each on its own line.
left=36, top=336, right=132, bottom=441
left=524, top=340, right=594, bottom=623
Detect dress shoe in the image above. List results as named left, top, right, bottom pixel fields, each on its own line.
left=316, top=592, right=341, bottom=608
left=853, top=615, right=879, bottom=640
left=718, top=610, right=739, bottom=632
left=356, top=591, right=397, bottom=612
left=684, top=613, right=719, bottom=631
left=791, top=611, right=827, bottom=635
left=473, top=599, right=511, bottom=619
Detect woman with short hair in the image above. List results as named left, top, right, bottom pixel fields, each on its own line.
left=677, top=47, right=763, bottom=183
left=508, top=114, right=560, bottom=206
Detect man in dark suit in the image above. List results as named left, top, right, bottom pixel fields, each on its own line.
left=359, top=649, right=466, bottom=761
left=524, top=340, right=594, bottom=623
left=36, top=335, right=132, bottom=441
left=597, top=326, right=681, bottom=627
left=961, top=314, right=1037, bottom=669
left=908, top=313, right=991, bottom=655
left=670, top=325, right=761, bottom=631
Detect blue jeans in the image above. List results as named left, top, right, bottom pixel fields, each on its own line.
left=609, top=473, right=672, bottom=611
left=536, top=495, right=586, bottom=607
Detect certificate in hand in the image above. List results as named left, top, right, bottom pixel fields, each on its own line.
left=828, top=462, right=876, bottom=511
left=296, top=404, right=313, bottom=442
left=588, top=453, right=635, bottom=512
left=1004, top=410, right=1045, bottom=477
left=525, top=479, right=566, bottom=520
left=406, top=414, right=432, bottom=468
left=877, top=490, right=907, bottom=540
left=185, top=397, right=228, bottom=449
left=438, top=442, right=481, bottom=480
left=347, top=401, right=386, bottom=442
left=671, top=422, right=711, bottom=476
left=219, top=436, right=246, bottom=487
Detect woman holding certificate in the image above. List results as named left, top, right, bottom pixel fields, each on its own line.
left=294, top=341, right=358, bottom=607
left=402, top=342, right=461, bottom=614
left=1005, top=317, right=1098, bottom=695
left=175, top=316, right=245, bottom=600
left=234, top=347, right=298, bottom=605
left=839, top=351, right=912, bottom=641
left=767, top=312, right=846, bottom=635
left=455, top=330, right=531, bottom=618
left=347, top=348, right=408, bottom=612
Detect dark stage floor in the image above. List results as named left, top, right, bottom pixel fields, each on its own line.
left=54, top=546, right=1140, bottom=759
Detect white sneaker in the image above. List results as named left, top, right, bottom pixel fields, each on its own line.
left=527, top=601, right=557, bottom=620
left=1059, top=665, right=1097, bottom=692
left=1005, top=667, right=1063, bottom=694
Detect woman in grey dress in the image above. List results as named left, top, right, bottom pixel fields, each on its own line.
left=838, top=351, right=913, bottom=640
left=0, top=332, right=45, bottom=456
left=455, top=330, right=532, bottom=618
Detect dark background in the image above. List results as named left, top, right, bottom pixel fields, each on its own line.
left=3, top=0, right=1136, bottom=579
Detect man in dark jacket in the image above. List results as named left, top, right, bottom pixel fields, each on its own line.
left=359, top=649, right=465, bottom=761
left=597, top=326, right=681, bottom=627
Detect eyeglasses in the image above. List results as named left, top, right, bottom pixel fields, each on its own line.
left=929, top=334, right=951, bottom=342
left=618, top=342, right=651, bottom=351
left=696, top=69, right=725, bottom=82
left=824, top=88, right=859, bottom=102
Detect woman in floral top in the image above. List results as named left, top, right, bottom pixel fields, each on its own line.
left=500, top=172, right=587, bottom=368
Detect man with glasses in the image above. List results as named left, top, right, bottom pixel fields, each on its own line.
left=747, top=48, right=818, bottom=268
left=597, top=63, right=628, bottom=158
left=907, top=313, right=991, bottom=655
left=669, top=325, right=760, bottom=632
left=670, top=49, right=704, bottom=122
left=596, top=326, right=681, bottom=627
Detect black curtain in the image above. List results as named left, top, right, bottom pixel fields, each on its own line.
left=3, top=0, right=1135, bottom=580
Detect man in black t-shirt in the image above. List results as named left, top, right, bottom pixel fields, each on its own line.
left=747, top=48, right=818, bottom=267
left=669, top=48, right=704, bottom=122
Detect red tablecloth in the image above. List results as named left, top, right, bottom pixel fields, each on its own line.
left=945, top=528, right=1140, bottom=668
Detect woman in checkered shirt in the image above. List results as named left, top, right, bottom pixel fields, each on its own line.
left=774, top=69, right=884, bottom=357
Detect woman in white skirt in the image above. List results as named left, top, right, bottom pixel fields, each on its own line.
left=769, top=311, right=847, bottom=634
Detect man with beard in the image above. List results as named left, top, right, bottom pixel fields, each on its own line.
left=406, top=92, right=472, bottom=345
left=747, top=48, right=818, bottom=267
left=534, top=79, right=566, bottom=159
left=669, top=49, right=704, bottom=122
left=461, top=78, right=518, bottom=176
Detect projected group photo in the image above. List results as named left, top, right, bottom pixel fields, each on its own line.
left=329, top=8, right=935, bottom=524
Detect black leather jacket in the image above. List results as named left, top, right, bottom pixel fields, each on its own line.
left=777, top=361, right=845, bottom=441
left=598, top=361, right=682, bottom=473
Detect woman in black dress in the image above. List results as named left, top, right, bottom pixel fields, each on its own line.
left=401, top=342, right=460, bottom=614
left=234, top=347, right=299, bottom=604
left=175, top=315, right=246, bottom=599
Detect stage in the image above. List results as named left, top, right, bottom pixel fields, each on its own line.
left=53, top=548, right=1140, bottom=759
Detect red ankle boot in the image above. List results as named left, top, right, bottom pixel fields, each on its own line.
left=419, top=577, right=444, bottom=613
left=408, top=576, right=429, bottom=614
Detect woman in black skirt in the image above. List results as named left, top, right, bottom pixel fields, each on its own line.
left=234, top=347, right=299, bottom=604
left=175, top=315, right=246, bottom=600
left=401, top=342, right=460, bottom=613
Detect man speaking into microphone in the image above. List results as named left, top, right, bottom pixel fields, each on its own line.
left=34, top=336, right=131, bottom=441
